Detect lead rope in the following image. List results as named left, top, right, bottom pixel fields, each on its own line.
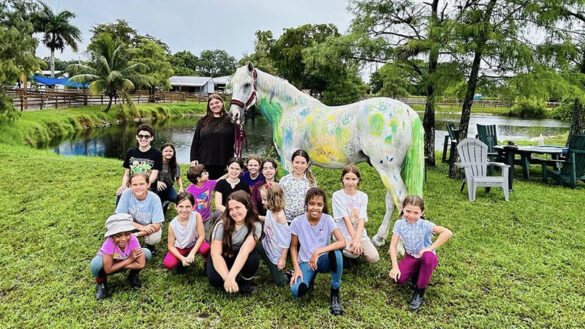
left=234, top=124, right=248, bottom=159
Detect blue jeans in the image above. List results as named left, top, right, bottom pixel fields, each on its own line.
left=156, top=185, right=178, bottom=203
left=290, top=250, right=343, bottom=297
left=90, top=248, right=152, bottom=279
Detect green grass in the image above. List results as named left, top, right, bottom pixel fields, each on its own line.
left=410, top=104, right=562, bottom=119
left=0, top=141, right=583, bottom=328
left=0, top=102, right=206, bottom=147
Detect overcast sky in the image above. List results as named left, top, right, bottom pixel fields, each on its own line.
left=36, top=0, right=355, bottom=62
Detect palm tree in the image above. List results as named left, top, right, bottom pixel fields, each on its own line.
left=68, top=33, right=151, bottom=112
left=34, top=3, right=81, bottom=77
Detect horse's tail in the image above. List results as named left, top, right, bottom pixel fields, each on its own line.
left=401, top=115, right=424, bottom=197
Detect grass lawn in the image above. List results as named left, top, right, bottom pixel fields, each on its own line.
left=0, top=141, right=583, bottom=328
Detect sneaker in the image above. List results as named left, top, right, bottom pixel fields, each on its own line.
left=95, top=282, right=108, bottom=300
left=284, top=270, right=293, bottom=282
left=409, top=288, right=425, bottom=311
left=238, top=280, right=254, bottom=294
left=172, top=263, right=185, bottom=275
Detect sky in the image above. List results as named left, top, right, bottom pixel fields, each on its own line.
left=36, top=0, right=355, bottom=62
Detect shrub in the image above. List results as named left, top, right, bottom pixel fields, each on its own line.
left=510, top=98, right=546, bottom=118
left=552, top=98, right=574, bottom=121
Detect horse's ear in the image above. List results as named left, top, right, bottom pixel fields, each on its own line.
left=247, top=62, right=254, bottom=73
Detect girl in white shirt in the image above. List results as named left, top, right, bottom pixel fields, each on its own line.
left=332, top=164, right=379, bottom=264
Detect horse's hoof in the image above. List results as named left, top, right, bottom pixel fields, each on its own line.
left=371, top=235, right=385, bottom=247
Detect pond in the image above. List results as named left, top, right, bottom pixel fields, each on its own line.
left=49, top=112, right=570, bottom=164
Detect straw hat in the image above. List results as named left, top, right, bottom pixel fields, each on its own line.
left=104, top=213, right=136, bottom=237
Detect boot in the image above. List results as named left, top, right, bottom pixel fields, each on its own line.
left=409, top=287, right=425, bottom=311
left=329, top=288, right=343, bottom=316
left=128, top=270, right=142, bottom=289
left=95, top=281, right=108, bottom=300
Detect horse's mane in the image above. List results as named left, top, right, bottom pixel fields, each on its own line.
left=233, top=66, right=322, bottom=107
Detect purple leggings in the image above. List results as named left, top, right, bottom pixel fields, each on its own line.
left=396, top=252, right=438, bottom=288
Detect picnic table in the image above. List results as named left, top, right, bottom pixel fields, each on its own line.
left=493, top=145, right=568, bottom=190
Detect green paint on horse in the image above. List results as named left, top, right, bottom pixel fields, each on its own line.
left=369, top=113, right=385, bottom=136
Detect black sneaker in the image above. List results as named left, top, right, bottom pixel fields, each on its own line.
left=239, top=279, right=254, bottom=294
left=128, top=270, right=142, bottom=289
left=409, top=288, right=425, bottom=311
left=95, top=282, right=108, bottom=300
left=284, top=270, right=293, bottom=282
left=172, top=263, right=185, bottom=275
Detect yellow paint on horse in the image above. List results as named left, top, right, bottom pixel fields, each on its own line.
left=328, top=115, right=334, bottom=121
left=382, top=176, right=401, bottom=208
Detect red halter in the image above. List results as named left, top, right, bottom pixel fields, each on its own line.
left=231, top=69, right=257, bottom=158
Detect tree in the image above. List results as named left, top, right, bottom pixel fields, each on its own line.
left=270, top=24, right=339, bottom=93
left=0, top=0, right=40, bottom=122
left=349, top=0, right=449, bottom=165
left=90, top=19, right=137, bottom=46
left=525, top=1, right=585, bottom=144
left=239, top=30, right=277, bottom=75
left=447, top=0, right=534, bottom=177
left=170, top=50, right=199, bottom=76
left=33, top=2, right=81, bottom=78
left=68, top=33, right=151, bottom=112
left=130, top=38, right=174, bottom=101
left=197, top=49, right=237, bottom=77
left=302, top=35, right=367, bottom=104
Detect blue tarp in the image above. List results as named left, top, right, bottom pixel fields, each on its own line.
left=33, top=75, right=89, bottom=88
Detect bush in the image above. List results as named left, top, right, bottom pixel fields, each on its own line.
left=552, top=98, right=573, bottom=121
left=510, top=98, right=546, bottom=118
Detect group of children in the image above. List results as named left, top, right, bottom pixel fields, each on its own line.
left=91, top=124, right=453, bottom=314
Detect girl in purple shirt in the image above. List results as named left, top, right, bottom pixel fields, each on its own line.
left=289, top=188, right=346, bottom=316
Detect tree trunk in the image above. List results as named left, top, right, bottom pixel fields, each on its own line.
left=567, top=49, right=585, bottom=145
left=423, top=0, right=440, bottom=166
left=50, top=48, right=55, bottom=78
left=449, top=0, right=497, bottom=178
left=104, top=96, right=113, bottom=112
left=568, top=98, right=585, bottom=145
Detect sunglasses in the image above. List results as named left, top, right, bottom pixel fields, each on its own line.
left=137, top=134, right=152, bottom=139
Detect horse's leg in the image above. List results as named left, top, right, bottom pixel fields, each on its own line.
left=371, top=191, right=396, bottom=247
left=370, top=166, right=407, bottom=247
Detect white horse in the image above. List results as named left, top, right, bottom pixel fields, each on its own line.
left=229, top=63, right=424, bottom=246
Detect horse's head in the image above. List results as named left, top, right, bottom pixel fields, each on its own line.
left=229, top=62, right=258, bottom=126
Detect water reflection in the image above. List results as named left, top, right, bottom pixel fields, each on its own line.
left=51, top=116, right=274, bottom=164
left=50, top=113, right=570, bottom=162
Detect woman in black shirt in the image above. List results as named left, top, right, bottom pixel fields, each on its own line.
left=190, top=94, right=235, bottom=179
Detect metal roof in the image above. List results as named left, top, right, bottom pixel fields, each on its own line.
left=211, top=76, right=231, bottom=85
left=169, top=76, right=211, bottom=87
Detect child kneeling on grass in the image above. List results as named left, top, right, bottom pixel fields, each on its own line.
left=388, top=195, right=452, bottom=311
left=257, top=182, right=291, bottom=286
left=90, top=213, right=151, bottom=300
left=207, top=191, right=261, bottom=294
left=163, top=192, right=210, bottom=274
left=289, top=188, right=346, bottom=316
left=116, top=172, right=164, bottom=255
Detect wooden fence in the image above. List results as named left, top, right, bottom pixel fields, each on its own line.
left=5, top=88, right=208, bottom=111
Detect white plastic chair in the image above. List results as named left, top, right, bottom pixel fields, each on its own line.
left=455, top=138, right=510, bottom=202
